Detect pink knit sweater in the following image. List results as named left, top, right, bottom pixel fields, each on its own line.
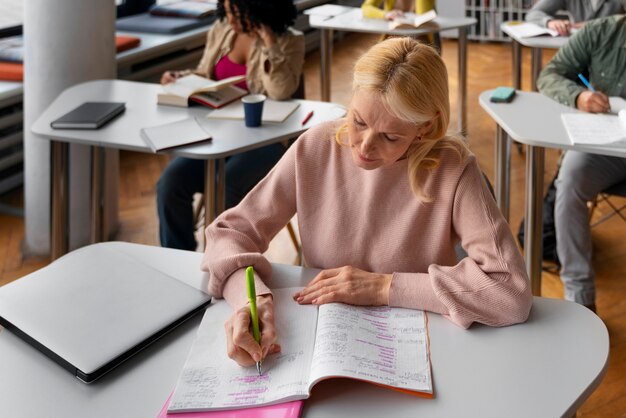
left=202, top=120, right=532, bottom=328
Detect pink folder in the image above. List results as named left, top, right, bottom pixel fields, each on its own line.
left=157, top=392, right=303, bottom=418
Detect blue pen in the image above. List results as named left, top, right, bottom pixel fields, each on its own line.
left=577, top=73, right=596, bottom=93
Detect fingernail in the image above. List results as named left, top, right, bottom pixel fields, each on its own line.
left=297, top=296, right=303, bottom=302
left=311, top=299, right=317, bottom=304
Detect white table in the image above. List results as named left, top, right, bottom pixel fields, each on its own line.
left=0, top=242, right=609, bottom=418
left=501, top=22, right=569, bottom=92
left=31, top=80, right=346, bottom=259
left=308, top=7, right=476, bottom=134
left=479, top=89, right=626, bottom=295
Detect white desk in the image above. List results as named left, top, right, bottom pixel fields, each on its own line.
left=479, top=89, right=626, bottom=295
left=501, top=22, right=569, bottom=92
left=308, top=7, right=476, bottom=134
left=31, top=80, right=346, bottom=259
left=0, top=242, right=609, bottom=418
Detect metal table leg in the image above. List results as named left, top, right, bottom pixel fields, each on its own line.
left=530, top=47, right=543, bottom=92
left=90, top=146, right=103, bottom=243
left=216, top=158, right=226, bottom=215
left=51, top=141, right=69, bottom=260
left=512, top=40, right=522, bottom=91
left=458, top=27, right=468, bottom=135
left=524, top=145, right=545, bottom=296
left=320, top=28, right=333, bottom=102
left=204, top=160, right=217, bottom=241
left=494, top=125, right=511, bottom=222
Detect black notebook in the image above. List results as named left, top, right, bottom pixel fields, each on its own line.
left=50, top=102, right=126, bottom=130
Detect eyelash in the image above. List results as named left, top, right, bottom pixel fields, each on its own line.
left=352, top=115, right=399, bottom=142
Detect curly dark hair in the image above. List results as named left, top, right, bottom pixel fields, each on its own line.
left=216, top=0, right=297, bottom=35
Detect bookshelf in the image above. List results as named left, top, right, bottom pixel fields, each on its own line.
left=465, top=0, right=535, bottom=41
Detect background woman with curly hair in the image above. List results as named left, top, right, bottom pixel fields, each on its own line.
left=157, top=0, right=305, bottom=250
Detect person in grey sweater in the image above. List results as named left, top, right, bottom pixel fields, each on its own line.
left=525, top=0, right=626, bottom=35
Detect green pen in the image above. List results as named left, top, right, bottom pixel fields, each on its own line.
left=246, top=266, right=262, bottom=376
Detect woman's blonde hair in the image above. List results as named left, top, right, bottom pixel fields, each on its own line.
left=337, top=37, right=468, bottom=202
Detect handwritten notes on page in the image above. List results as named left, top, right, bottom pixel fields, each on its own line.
left=169, top=287, right=432, bottom=413
left=169, top=288, right=318, bottom=412
left=310, top=304, right=431, bottom=392
left=561, top=110, right=626, bottom=146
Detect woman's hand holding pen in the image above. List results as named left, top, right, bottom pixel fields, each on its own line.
left=577, top=91, right=610, bottom=113
left=225, top=294, right=281, bottom=367
left=293, top=266, right=392, bottom=306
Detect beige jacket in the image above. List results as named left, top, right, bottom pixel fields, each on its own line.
left=191, top=19, right=304, bottom=100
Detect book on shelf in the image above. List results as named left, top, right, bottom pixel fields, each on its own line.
left=167, top=287, right=433, bottom=413
left=206, top=99, right=300, bottom=123
left=140, top=117, right=212, bottom=152
left=50, top=102, right=126, bottom=130
left=0, top=35, right=141, bottom=64
left=158, top=392, right=303, bottom=418
left=503, top=21, right=559, bottom=38
left=158, top=74, right=247, bottom=108
left=561, top=107, right=626, bottom=147
left=149, top=0, right=217, bottom=19
left=389, top=10, right=437, bottom=30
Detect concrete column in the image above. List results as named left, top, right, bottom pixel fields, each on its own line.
left=24, top=0, right=118, bottom=254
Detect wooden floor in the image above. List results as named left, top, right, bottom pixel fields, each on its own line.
left=2, top=34, right=626, bottom=415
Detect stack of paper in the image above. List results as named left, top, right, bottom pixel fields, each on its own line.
left=561, top=109, right=626, bottom=146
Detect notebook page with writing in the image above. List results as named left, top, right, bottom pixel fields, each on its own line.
left=169, top=288, right=318, bottom=412
left=561, top=110, right=626, bottom=146
left=309, top=304, right=431, bottom=394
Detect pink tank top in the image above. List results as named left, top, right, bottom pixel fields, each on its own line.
left=214, top=54, right=248, bottom=91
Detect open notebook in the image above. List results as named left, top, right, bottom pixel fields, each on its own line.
left=207, top=100, right=300, bottom=123
left=561, top=106, right=626, bottom=147
left=168, top=288, right=432, bottom=413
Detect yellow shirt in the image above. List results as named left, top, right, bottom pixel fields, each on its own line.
left=361, top=0, right=435, bottom=19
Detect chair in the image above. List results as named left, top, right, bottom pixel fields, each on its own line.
left=588, top=182, right=626, bottom=227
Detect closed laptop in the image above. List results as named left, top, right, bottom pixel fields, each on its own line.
left=0, top=244, right=211, bottom=383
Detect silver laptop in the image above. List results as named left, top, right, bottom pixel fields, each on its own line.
left=0, top=244, right=211, bottom=383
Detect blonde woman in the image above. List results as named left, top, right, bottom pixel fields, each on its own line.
left=203, top=38, right=532, bottom=367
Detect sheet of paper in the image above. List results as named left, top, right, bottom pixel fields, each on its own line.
left=207, top=100, right=300, bottom=123
left=561, top=112, right=626, bottom=146
left=609, top=97, right=626, bottom=114
left=504, top=22, right=559, bottom=38
left=308, top=304, right=432, bottom=393
left=169, top=288, right=318, bottom=412
left=303, top=4, right=352, bottom=17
